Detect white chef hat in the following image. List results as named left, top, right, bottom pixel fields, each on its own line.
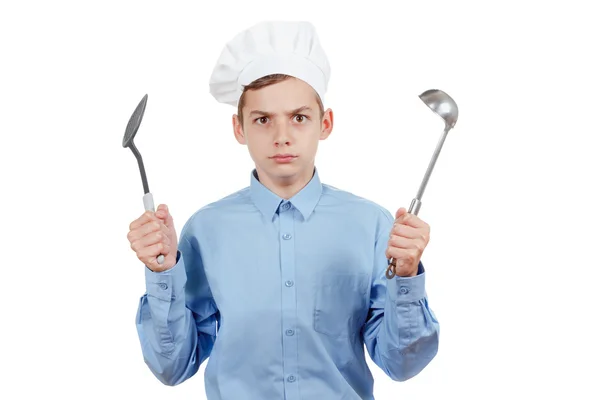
left=209, top=21, right=331, bottom=108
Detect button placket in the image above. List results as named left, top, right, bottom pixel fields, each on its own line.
left=279, top=206, right=299, bottom=398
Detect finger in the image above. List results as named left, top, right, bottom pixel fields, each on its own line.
left=128, top=219, right=163, bottom=242
left=395, top=212, right=428, bottom=230
left=131, top=230, right=170, bottom=253
left=155, top=204, right=168, bottom=220
left=395, top=207, right=407, bottom=220
left=129, top=210, right=160, bottom=231
left=385, top=246, right=418, bottom=265
left=385, top=245, right=407, bottom=260
left=138, top=241, right=171, bottom=262
left=142, top=229, right=171, bottom=248
left=388, top=235, right=424, bottom=251
left=145, top=219, right=171, bottom=238
left=155, top=204, right=175, bottom=229
left=141, top=220, right=169, bottom=237
left=390, top=223, right=423, bottom=239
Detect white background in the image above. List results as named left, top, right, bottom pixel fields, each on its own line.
left=1, top=0, right=599, bottom=398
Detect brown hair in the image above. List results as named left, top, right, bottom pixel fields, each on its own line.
left=237, top=74, right=325, bottom=127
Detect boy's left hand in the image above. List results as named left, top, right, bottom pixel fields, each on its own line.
left=385, top=207, right=431, bottom=277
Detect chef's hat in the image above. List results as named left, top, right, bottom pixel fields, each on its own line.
left=209, top=21, right=331, bottom=107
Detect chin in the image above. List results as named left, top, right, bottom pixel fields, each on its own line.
left=272, top=167, right=299, bottom=177
left=264, top=163, right=301, bottom=177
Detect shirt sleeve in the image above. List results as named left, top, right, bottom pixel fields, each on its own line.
left=135, top=227, right=219, bottom=386
left=361, top=212, right=440, bottom=381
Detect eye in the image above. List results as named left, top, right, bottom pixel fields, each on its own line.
left=294, top=114, right=308, bottom=123
left=255, top=116, right=269, bottom=125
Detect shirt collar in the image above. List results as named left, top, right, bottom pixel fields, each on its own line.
left=250, top=166, right=323, bottom=221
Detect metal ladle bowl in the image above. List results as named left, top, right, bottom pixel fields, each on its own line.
left=386, top=89, right=459, bottom=279
left=420, top=89, right=459, bottom=129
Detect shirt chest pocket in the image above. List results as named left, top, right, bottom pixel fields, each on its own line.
left=313, top=272, right=370, bottom=338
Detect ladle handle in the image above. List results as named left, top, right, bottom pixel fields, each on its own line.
left=385, top=198, right=421, bottom=279
left=143, top=192, right=165, bottom=265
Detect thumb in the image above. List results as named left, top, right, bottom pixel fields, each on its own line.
left=155, top=204, right=167, bottom=216
left=395, top=207, right=407, bottom=220
left=155, top=204, right=174, bottom=227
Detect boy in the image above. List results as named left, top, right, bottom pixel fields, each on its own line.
left=128, top=21, right=439, bottom=400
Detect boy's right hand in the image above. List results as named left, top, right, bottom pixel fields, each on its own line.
left=127, top=204, right=178, bottom=272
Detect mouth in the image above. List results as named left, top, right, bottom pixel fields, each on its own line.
left=270, top=154, right=297, bottom=163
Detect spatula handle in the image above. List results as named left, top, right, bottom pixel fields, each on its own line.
left=143, top=192, right=165, bottom=265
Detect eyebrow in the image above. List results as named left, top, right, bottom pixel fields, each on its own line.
left=249, top=106, right=313, bottom=117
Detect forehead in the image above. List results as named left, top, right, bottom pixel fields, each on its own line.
left=242, top=78, right=319, bottom=113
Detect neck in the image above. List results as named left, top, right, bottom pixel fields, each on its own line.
left=255, top=166, right=315, bottom=200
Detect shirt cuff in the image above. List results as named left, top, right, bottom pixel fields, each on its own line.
left=387, top=261, right=426, bottom=304
left=144, top=250, right=187, bottom=302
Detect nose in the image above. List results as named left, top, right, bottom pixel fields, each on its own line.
left=274, top=122, right=291, bottom=146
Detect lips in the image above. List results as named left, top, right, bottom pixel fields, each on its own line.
left=271, top=154, right=296, bottom=158
left=271, top=154, right=297, bottom=163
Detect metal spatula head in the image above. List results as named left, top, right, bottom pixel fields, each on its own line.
left=122, top=94, right=148, bottom=148
left=122, top=94, right=150, bottom=194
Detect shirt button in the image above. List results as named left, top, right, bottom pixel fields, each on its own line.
left=285, top=280, right=294, bottom=287
left=399, top=286, right=410, bottom=294
left=287, top=375, right=296, bottom=382
left=282, top=233, right=292, bottom=240
left=286, top=329, right=294, bottom=336
left=282, top=203, right=290, bottom=211
left=158, top=282, right=168, bottom=290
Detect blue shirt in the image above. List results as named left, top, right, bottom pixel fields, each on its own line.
left=136, top=167, right=439, bottom=400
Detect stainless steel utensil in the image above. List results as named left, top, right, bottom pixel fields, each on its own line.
left=122, top=94, right=164, bottom=265
left=386, top=89, right=459, bottom=279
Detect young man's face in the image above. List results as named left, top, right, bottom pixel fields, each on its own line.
left=233, top=77, right=333, bottom=183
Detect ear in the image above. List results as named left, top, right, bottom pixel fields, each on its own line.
left=319, top=108, right=334, bottom=140
left=232, top=114, right=246, bottom=145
